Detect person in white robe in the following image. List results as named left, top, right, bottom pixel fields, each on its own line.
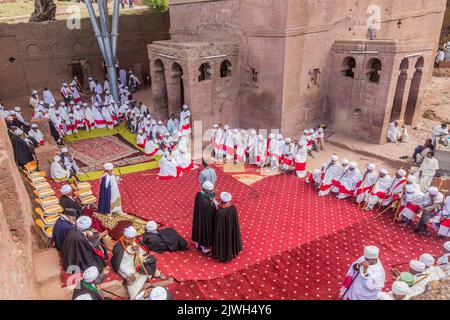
left=70, top=84, right=81, bottom=103
left=331, top=159, right=348, bottom=193
left=83, top=103, right=96, bottom=131
left=103, top=78, right=110, bottom=93
left=415, top=186, right=444, bottom=233
left=92, top=104, right=106, bottom=129
left=144, top=138, right=162, bottom=157
left=245, top=129, right=258, bottom=165
left=213, top=125, right=225, bottom=159
left=179, top=104, right=191, bottom=136
left=158, top=151, right=181, bottom=180
left=88, top=77, right=96, bottom=92
left=437, top=242, right=450, bottom=277
left=167, top=114, right=179, bottom=135
left=404, top=260, right=434, bottom=298
left=307, top=169, right=322, bottom=186
left=14, top=107, right=28, bottom=125
left=104, top=91, right=114, bottom=105
left=340, top=246, right=385, bottom=300
left=177, top=131, right=189, bottom=154
left=294, top=139, right=308, bottom=178
left=254, top=134, right=267, bottom=167
left=431, top=123, right=448, bottom=147
left=50, top=155, right=71, bottom=181
left=364, top=169, right=392, bottom=210
left=435, top=196, right=450, bottom=238
left=234, top=130, right=247, bottom=164
left=28, top=124, right=44, bottom=146
left=223, top=129, right=235, bottom=163
left=101, top=106, right=114, bottom=130
left=416, top=151, right=439, bottom=192
left=318, top=155, right=343, bottom=196
left=42, top=88, right=56, bottom=106
left=280, top=138, right=295, bottom=173
left=387, top=120, right=401, bottom=143
left=136, top=129, right=147, bottom=148
left=119, top=68, right=127, bottom=87
left=60, top=147, right=80, bottom=174
left=397, top=184, right=424, bottom=225
left=94, top=81, right=103, bottom=104
left=419, top=253, right=446, bottom=281
left=337, top=162, right=361, bottom=199
left=29, top=90, right=39, bottom=110
left=377, top=281, right=412, bottom=300
left=381, top=169, right=407, bottom=207
left=60, top=83, right=71, bottom=103
left=128, top=71, right=141, bottom=92
left=118, top=103, right=129, bottom=121
left=355, top=164, right=377, bottom=204
left=98, top=163, right=122, bottom=214
left=173, top=144, right=194, bottom=172
left=138, top=102, right=148, bottom=116
left=73, top=105, right=85, bottom=129
left=57, top=102, right=69, bottom=122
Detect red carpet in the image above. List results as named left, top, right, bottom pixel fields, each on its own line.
left=50, top=166, right=446, bottom=299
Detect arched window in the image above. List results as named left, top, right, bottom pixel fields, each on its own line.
left=342, top=57, right=356, bottom=78
left=198, top=63, right=211, bottom=81
left=399, top=58, right=409, bottom=72
left=220, top=60, right=232, bottom=78
left=367, top=58, right=382, bottom=83
left=415, top=57, right=424, bottom=70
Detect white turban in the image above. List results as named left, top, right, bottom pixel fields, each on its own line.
left=407, top=175, right=416, bottom=183
left=341, top=159, right=349, bottom=165
left=157, top=120, right=163, bottom=125
left=331, top=155, right=338, bottom=162
left=202, top=181, right=214, bottom=191
left=428, top=187, right=439, bottom=196
left=392, top=281, right=411, bottom=296
left=276, top=134, right=283, bottom=140
left=76, top=216, right=92, bottom=231
left=138, top=129, right=143, bottom=134
left=419, top=253, right=435, bottom=268
left=146, top=114, right=151, bottom=119
left=123, top=226, right=137, bottom=238
left=61, top=147, right=69, bottom=153
left=60, top=185, right=72, bottom=195
left=54, top=155, right=61, bottom=162
left=397, top=169, right=407, bottom=177
left=75, top=294, right=93, bottom=300
left=213, top=124, right=218, bottom=128
left=379, top=168, right=388, bottom=175
left=145, top=221, right=157, bottom=233
left=32, top=90, right=37, bottom=94
left=224, top=125, right=230, bottom=130
left=364, top=246, right=379, bottom=259
left=83, top=266, right=99, bottom=283
left=104, top=163, right=114, bottom=171
left=220, top=192, right=232, bottom=203
left=308, top=129, right=314, bottom=134
left=150, top=286, right=168, bottom=300
left=444, top=241, right=450, bottom=252
left=349, top=162, right=357, bottom=169
left=14, top=107, right=21, bottom=112
left=285, top=138, right=291, bottom=143
left=368, top=163, right=376, bottom=170
left=409, top=260, right=425, bottom=273
left=182, top=104, right=188, bottom=110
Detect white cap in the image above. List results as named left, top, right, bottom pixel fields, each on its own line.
left=157, top=120, right=163, bottom=125
left=83, top=266, right=99, bottom=283
left=213, top=124, right=218, bottom=128
left=39, top=101, right=44, bottom=105
left=285, top=138, right=291, bottom=143
left=138, top=129, right=143, bottom=134
left=224, top=125, right=230, bottom=130
left=331, top=155, right=338, bottom=162
left=145, top=221, right=157, bottom=232
left=123, top=226, right=137, bottom=238
left=31, top=123, right=38, bottom=128
left=392, top=281, right=412, bottom=296
left=341, top=159, right=349, bottom=165
left=368, top=163, right=376, bottom=170
left=32, top=90, right=37, bottom=94
left=60, top=185, right=72, bottom=195
left=379, top=168, right=388, bottom=175
left=14, top=106, right=21, bottom=112
left=104, top=163, right=114, bottom=171
left=444, top=241, right=450, bottom=252
left=407, top=175, right=416, bottom=183
left=75, top=294, right=93, bottom=300
left=202, top=181, right=214, bottom=191
left=146, top=114, right=151, bottom=119
left=409, top=260, right=426, bottom=273
left=419, top=253, right=435, bottom=268
left=220, top=192, right=232, bottom=203
left=182, top=104, right=188, bottom=110
left=309, top=129, right=314, bottom=134
left=76, top=216, right=92, bottom=231
left=150, top=286, right=168, bottom=300
left=428, top=187, right=439, bottom=196
left=349, top=162, right=357, bottom=168
left=318, top=127, right=324, bottom=133
left=250, top=129, right=257, bottom=135
left=82, top=103, right=88, bottom=107
left=61, top=147, right=69, bottom=153
left=397, top=169, right=407, bottom=177
left=364, top=245, right=379, bottom=259
left=276, top=134, right=283, bottom=140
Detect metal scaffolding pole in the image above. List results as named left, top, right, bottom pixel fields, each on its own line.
left=97, top=0, right=119, bottom=102
left=111, top=0, right=120, bottom=60
left=84, top=0, right=105, bottom=58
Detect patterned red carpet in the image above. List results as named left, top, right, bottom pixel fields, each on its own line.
left=51, top=166, right=445, bottom=299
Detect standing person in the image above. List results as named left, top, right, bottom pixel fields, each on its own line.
left=53, top=208, right=78, bottom=251
left=60, top=83, right=71, bottom=105
left=416, top=151, right=439, bottom=192
left=29, top=90, right=39, bottom=110
left=98, top=163, right=123, bottom=215
left=212, top=192, right=242, bottom=262
left=192, top=181, right=217, bottom=256
left=339, top=246, right=385, bottom=300
left=294, top=139, right=308, bottom=178
left=119, top=67, right=127, bottom=87
left=42, top=87, right=56, bottom=106
left=167, top=114, right=179, bottom=135
left=179, top=104, right=191, bottom=136
left=198, top=159, right=217, bottom=186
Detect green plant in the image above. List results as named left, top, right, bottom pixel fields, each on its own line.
left=142, top=0, right=168, bottom=10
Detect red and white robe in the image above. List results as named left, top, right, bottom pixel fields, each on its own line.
left=179, top=109, right=191, bottom=135
left=144, top=139, right=162, bottom=157
left=365, top=175, right=393, bottom=210
left=355, top=171, right=378, bottom=204
left=381, top=177, right=407, bottom=207
left=318, top=163, right=342, bottom=196
left=157, top=155, right=182, bottom=180
left=294, top=145, right=307, bottom=178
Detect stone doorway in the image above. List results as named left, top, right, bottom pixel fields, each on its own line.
left=171, top=62, right=185, bottom=112
left=404, top=57, right=424, bottom=125
left=152, top=59, right=169, bottom=117
left=390, top=58, right=409, bottom=122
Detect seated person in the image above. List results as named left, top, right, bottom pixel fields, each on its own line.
left=60, top=147, right=80, bottom=176
left=50, top=155, right=71, bottom=181
left=157, top=151, right=181, bottom=180
left=53, top=208, right=77, bottom=251
left=413, top=139, right=434, bottom=164
left=72, top=266, right=106, bottom=300
left=28, top=123, right=44, bottom=146
left=59, top=184, right=83, bottom=218
left=142, top=221, right=188, bottom=253
left=111, top=226, right=166, bottom=300
left=62, top=216, right=109, bottom=277
left=387, top=120, right=401, bottom=143
left=134, top=286, right=174, bottom=300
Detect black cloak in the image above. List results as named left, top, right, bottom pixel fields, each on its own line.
left=49, top=120, right=62, bottom=143
left=110, top=241, right=158, bottom=276
left=192, top=192, right=216, bottom=247
left=61, top=228, right=107, bottom=273
left=142, top=228, right=188, bottom=253
left=9, top=134, right=35, bottom=167
left=60, top=195, right=83, bottom=218
left=212, top=205, right=243, bottom=262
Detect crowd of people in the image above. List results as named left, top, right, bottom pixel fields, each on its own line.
left=340, top=243, right=450, bottom=300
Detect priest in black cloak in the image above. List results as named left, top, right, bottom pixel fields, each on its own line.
left=142, top=220, right=188, bottom=253
left=8, top=129, right=35, bottom=167
left=61, top=216, right=109, bottom=277
left=192, top=181, right=217, bottom=255
left=59, top=184, right=83, bottom=217
left=212, top=192, right=242, bottom=263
